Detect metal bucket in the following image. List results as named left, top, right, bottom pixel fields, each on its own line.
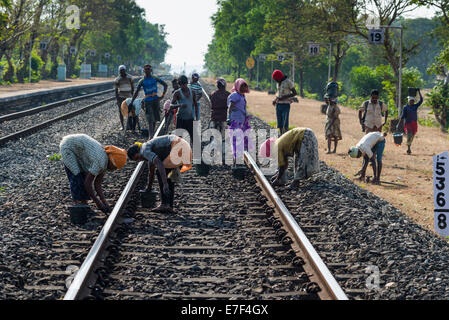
left=196, top=163, right=210, bottom=177
left=69, top=205, right=89, bottom=225
left=140, top=190, right=157, bottom=208
left=393, top=133, right=403, bottom=146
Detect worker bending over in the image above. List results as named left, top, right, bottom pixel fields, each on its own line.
left=260, top=127, right=320, bottom=189
left=60, top=134, right=127, bottom=213
left=348, top=131, right=387, bottom=185
left=127, top=135, right=192, bottom=213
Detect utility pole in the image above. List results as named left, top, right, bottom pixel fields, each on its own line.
left=29, top=39, right=32, bottom=83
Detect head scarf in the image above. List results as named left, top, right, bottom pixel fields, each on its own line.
left=259, top=138, right=277, bottom=158
left=348, top=146, right=359, bottom=158
left=118, top=65, right=126, bottom=72
left=272, top=70, right=284, bottom=82
left=231, top=78, right=250, bottom=94
left=192, top=73, right=200, bottom=79
left=408, top=96, right=416, bottom=102
left=216, top=78, right=226, bottom=88
left=104, top=146, right=127, bottom=169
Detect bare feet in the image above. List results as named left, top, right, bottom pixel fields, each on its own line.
left=358, top=175, right=366, bottom=182
left=326, top=150, right=332, bottom=154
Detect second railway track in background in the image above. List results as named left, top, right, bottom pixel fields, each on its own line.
left=62, top=80, right=347, bottom=300
left=0, top=79, right=139, bottom=147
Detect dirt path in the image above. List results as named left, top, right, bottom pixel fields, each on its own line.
left=205, top=78, right=449, bottom=233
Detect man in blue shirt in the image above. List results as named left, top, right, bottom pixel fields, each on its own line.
left=397, top=89, right=423, bottom=155
left=130, top=64, right=168, bottom=139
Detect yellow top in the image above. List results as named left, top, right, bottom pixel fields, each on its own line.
left=275, top=128, right=306, bottom=167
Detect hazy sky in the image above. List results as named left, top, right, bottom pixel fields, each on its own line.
left=136, top=1, right=438, bottom=74
left=136, top=0, right=218, bottom=74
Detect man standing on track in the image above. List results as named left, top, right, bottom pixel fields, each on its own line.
left=60, top=134, right=127, bottom=214
left=171, top=75, right=199, bottom=142
left=189, top=73, right=203, bottom=121
left=210, top=78, right=230, bottom=140
left=114, top=65, right=134, bottom=131
left=272, top=69, right=297, bottom=135
left=130, top=64, right=168, bottom=139
left=127, top=135, right=193, bottom=213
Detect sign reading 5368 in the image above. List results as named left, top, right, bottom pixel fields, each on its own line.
left=433, top=151, right=449, bottom=237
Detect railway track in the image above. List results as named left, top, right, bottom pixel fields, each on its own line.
left=62, top=81, right=347, bottom=300
left=0, top=79, right=139, bottom=147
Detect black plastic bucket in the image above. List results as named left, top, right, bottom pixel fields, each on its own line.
left=232, top=166, right=247, bottom=180
left=408, top=88, right=418, bottom=97
left=140, top=190, right=157, bottom=208
left=393, top=133, right=403, bottom=146
left=196, top=163, right=210, bottom=177
left=69, top=205, right=89, bottom=225
left=321, top=104, right=328, bottom=115
left=140, top=128, right=149, bottom=138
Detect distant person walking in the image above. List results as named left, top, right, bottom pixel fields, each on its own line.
left=130, top=64, right=168, bottom=139
left=171, top=75, right=199, bottom=142
left=114, top=65, right=134, bottom=130
left=272, top=70, right=297, bottom=135
left=210, top=78, right=230, bottom=140
left=397, top=89, right=423, bottom=155
left=325, top=96, right=342, bottom=154
left=358, top=90, right=388, bottom=133
left=227, top=78, right=253, bottom=164
left=189, top=73, right=203, bottom=120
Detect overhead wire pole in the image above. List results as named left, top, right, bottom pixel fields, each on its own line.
left=376, top=25, right=403, bottom=117
left=328, top=43, right=332, bottom=82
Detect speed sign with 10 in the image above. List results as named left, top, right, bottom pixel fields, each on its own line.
left=309, top=44, right=320, bottom=55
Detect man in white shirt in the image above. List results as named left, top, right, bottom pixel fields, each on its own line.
left=348, top=132, right=387, bottom=185
left=358, top=90, right=388, bottom=133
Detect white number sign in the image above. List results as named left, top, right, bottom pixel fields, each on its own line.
left=105, top=52, right=110, bottom=59
left=309, top=44, right=320, bottom=55
left=368, top=29, right=384, bottom=45
left=69, top=46, right=77, bottom=55
left=434, top=151, right=449, bottom=237
left=259, top=54, right=267, bottom=61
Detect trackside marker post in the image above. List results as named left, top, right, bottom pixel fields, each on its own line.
left=433, top=151, right=449, bottom=237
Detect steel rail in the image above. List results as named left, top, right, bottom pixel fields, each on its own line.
left=0, top=97, right=116, bottom=146
left=243, top=154, right=348, bottom=300
left=64, top=116, right=166, bottom=300
left=0, top=89, right=114, bottom=123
